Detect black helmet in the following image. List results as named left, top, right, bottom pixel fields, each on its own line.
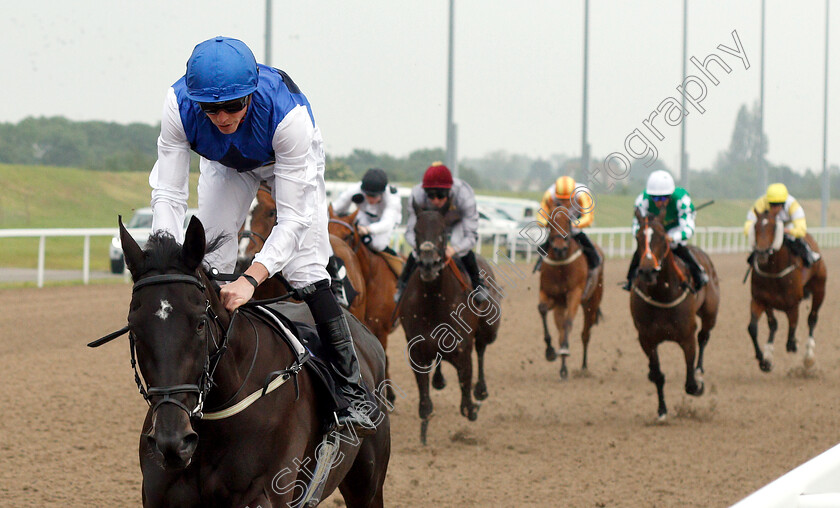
left=361, top=168, right=388, bottom=195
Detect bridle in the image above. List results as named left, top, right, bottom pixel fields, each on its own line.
left=329, top=218, right=360, bottom=253
left=89, top=273, right=232, bottom=420
left=633, top=215, right=691, bottom=307
left=639, top=215, right=665, bottom=273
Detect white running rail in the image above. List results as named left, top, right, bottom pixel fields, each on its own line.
left=2, top=226, right=840, bottom=287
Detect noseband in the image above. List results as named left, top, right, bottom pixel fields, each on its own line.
left=329, top=218, right=360, bottom=252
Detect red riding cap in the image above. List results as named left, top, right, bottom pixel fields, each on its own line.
left=422, top=161, right=454, bottom=189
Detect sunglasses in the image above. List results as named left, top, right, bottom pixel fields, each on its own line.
left=425, top=189, right=449, bottom=200
left=198, top=96, right=250, bottom=115
left=363, top=191, right=382, bottom=198
left=651, top=195, right=670, bottom=203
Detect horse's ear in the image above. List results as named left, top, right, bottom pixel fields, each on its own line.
left=119, top=215, right=144, bottom=276
left=634, top=206, right=644, bottom=223
left=182, top=215, right=206, bottom=272
left=443, top=207, right=462, bottom=227
left=656, top=203, right=667, bottom=221
left=328, top=204, right=336, bottom=219
left=348, top=208, right=360, bottom=223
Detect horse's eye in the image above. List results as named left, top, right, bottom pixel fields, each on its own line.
left=196, top=320, right=206, bottom=335
left=268, top=210, right=276, bottom=219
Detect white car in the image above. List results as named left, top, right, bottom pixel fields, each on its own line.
left=109, top=208, right=198, bottom=273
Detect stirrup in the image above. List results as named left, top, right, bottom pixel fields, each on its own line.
left=335, top=406, right=376, bottom=437
left=333, top=282, right=350, bottom=307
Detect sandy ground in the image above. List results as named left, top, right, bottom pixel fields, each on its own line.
left=0, top=250, right=838, bottom=507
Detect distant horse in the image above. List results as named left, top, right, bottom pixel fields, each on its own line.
left=92, top=217, right=390, bottom=507
left=629, top=207, right=720, bottom=420
left=538, top=199, right=604, bottom=379
left=328, top=206, right=403, bottom=403
left=398, top=207, right=502, bottom=444
left=238, top=181, right=368, bottom=322
left=747, top=208, right=827, bottom=372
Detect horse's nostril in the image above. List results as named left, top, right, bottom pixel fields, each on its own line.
left=180, top=432, right=199, bottom=459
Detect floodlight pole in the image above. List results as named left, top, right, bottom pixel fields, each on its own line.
left=822, top=0, right=830, bottom=226
left=265, top=0, right=272, bottom=66
left=446, top=0, right=458, bottom=177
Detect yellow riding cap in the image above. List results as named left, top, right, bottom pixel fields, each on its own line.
left=766, top=183, right=789, bottom=204
left=554, top=176, right=576, bottom=199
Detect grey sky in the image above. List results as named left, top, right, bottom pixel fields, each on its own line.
left=2, top=1, right=838, bottom=177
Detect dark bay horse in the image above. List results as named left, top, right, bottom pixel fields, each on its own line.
left=747, top=208, right=827, bottom=372
left=238, top=182, right=368, bottom=322
left=630, top=207, right=720, bottom=420
left=328, top=206, right=403, bottom=403
left=398, top=208, right=502, bottom=444
left=95, top=217, right=390, bottom=507
left=538, top=198, right=604, bottom=379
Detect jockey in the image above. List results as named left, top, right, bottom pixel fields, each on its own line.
left=331, top=168, right=402, bottom=256
left=148, top=37, right=374, bottom=434
left=744, top=183, right=821, bottom=267
left=534, top=176, right=601, bottom=293
left=623, top=170, right=709, bottom=292
left=395, top=162, right=489, bottom=304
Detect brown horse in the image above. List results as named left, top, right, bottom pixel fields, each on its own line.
left=328, top=206, right=403, bottom=403
left=398, top=208, right=502, bottom=444
left=237, top=182, right=368, bottom=322
left=630, top=207, right=720, bottom=420
left=747, top=208, right=827, bottom=372
left=538, top=199, right=604, bottom=379
left=92, top=217, right=390, bottom=507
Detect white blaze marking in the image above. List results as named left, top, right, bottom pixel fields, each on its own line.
left=644, top=227, right=653, bottom=259
left=156, top=300, right=173, bottom=321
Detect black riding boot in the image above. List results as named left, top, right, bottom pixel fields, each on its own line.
left=302, top=280, right=376, bottom=436
left=326, top=256, right=350, bottom=307
left=672, top=244, right=709, bottom=292
left=622, top=250, right=641, bottom=291
left=574, top=231, right=601, bottom=295
left=533, top=239, right=551, bottom=273
left=787, top=237, right=820, bottom=267
left=394, top=252, right=417, bottom=303
left=460, top=250, right=489, bottom=304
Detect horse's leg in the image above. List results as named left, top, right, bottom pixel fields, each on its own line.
left=412, top=368, right=433, bottom=445
left=551, top=300, right=571, bottom=379
left=679, top=329, right=704, bottom=397
left=804, top=278, right=826, bottom=369
left=473, top=339, right=488, bottom=401
left=454, top=347, right=479, bottom=422
left=580, top=299, right=598, bottom=372
left=538, top=293, right=556, bottom=361
left=642, top=341, right=668, bottom=420
left=339, top=425, right=389, bottom=508
left=763, top=308, right=778, bottom=367
left=785, top=305, right=799, bottom=354
left=748, top=299, right=772, bottom=372
left=431, top=362, right=446, bottom=390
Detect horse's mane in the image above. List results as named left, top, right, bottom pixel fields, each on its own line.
left=134, top=231, right=227, bottom=277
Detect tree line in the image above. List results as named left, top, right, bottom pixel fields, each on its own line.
left=1, top=113, right=836, bottom=199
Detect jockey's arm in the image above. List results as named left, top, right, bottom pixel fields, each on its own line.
left=449, top=184, right=480, bottom=255
left=631, top=193, right=647, bottom=236
left=150, top=88, right=191, bottom=243
left=574, top=192, right=594, bottom=229
left=670, top=194, right=696, bottom=243
left=331, top=185, right=358, bottom=216
left=536, top=188, right=553, bottom=227
left=787, top=200, right=807, bottom=238
left=404, top=188, right=422, bottom=250
left=365, top=190, right=401, bottom=236
left=252, top=107, right=318, bottom=277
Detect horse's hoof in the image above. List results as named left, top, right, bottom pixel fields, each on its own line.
left=420, top=419, right=430, bottom=445
left=468, top=405, right=480, bottom=421
left=804, top=338, right=816, bottom=369
left=474, top=382, right=488, bottom=401
left=759, top=359, right=773, bottom=373
left=687, top=381, right=704, bottom=397
left=386, top=386, right=397, bottom=404
left=432, top=372, right=446, bottom=390
left=787, top=340, right=798, bottom=353
left=657, top=412, right=668, bottom=423
left=559, top=365, right=568, bottom=380
left=545, top=346, right=557, bottom=362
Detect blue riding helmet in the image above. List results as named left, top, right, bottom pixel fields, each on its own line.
left=185, top=36, right=259, bottom=102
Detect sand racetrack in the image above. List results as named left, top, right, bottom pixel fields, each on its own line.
left=0, top=250, right=838, bottom=507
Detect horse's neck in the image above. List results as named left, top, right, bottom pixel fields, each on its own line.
left=205, top=310, right=294, bottom=409
left=761, top=244, right=795, bottom=269
left=640, top=250, right=683, bottom=293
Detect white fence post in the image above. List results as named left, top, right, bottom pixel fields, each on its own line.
left=37, top=235, right=46, bottom=288
left=83, top=235, right=90, bottom=285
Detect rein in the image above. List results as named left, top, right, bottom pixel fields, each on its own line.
left=329, top=218, right=360, bottom=253
left=632, top=216, right=691, bottom=307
